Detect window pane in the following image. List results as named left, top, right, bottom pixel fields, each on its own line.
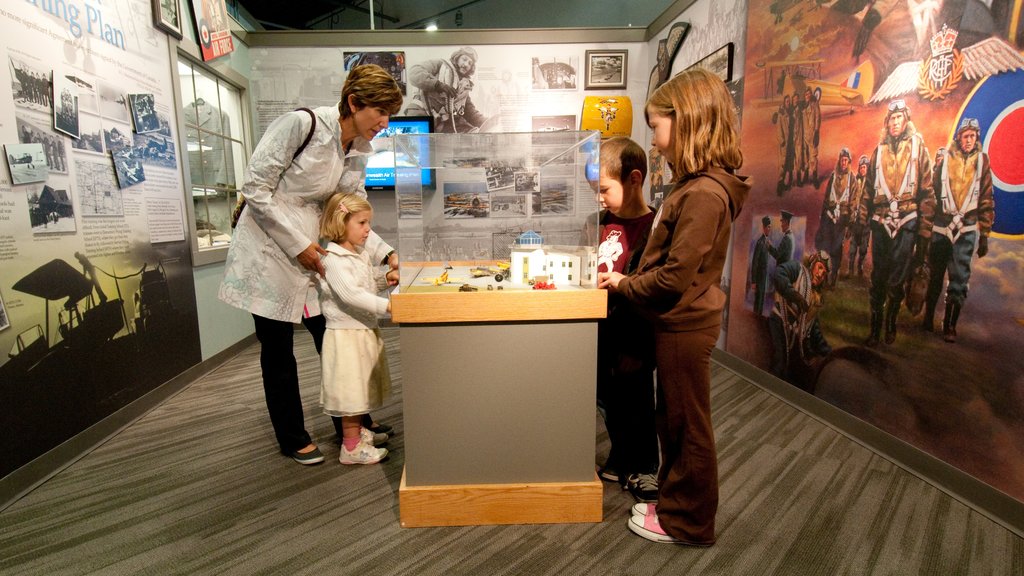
left=190, top=68, right=222, bottom=132
left=218, top=80, right=243, bottom=140
left=199, top=133, right=233, bottom=186
left=226, top=139, right=245, bottom=188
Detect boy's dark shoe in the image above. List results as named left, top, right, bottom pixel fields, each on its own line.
left=626, top=473, right=659, bottom=502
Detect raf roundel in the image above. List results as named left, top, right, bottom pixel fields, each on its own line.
left=957, top=68, right=1024, bottom=237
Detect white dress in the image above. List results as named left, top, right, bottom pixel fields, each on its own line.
left=318, top=242, right=391, bottom=416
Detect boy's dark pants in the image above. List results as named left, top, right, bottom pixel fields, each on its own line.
left=597, top=365, right=658, bottom=477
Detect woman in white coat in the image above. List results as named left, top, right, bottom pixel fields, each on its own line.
left=219, top=65, right=402, bottom=465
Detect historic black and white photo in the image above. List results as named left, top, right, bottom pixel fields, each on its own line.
left=98, top=81, right=131, bottom=123
left=112, top=146, right=146, bottom=188
left=490, top=194, right=527, bottom=218
left=404, top=47, right=492, bottom=133
left=585, top=50, right=628, bottom=89
left=5, top=142, right=48, bottom=184
left=52, top=73, right=80, bottom=138
left=28, top=184, right=76, bottom=234
left=531, top=55, right=578, bottom=90
left=16, top=115, right=67, bottom=173
left=152, top=0, right=183, bottom=39
left=128, top=93, right=161, bottom=133
left=532, top=115, right=576, bottom=132
left=9, top=55, right=50, bottom=111
left=71, top=113, right=103, bottom=154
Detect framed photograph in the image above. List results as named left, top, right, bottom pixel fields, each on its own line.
left=688, top=43, right=734, bottom=82
left=585, top=50, right=628, bottom=90
left=152, top=0, right=183, bottom=40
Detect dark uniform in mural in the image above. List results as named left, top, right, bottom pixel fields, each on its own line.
left=769, top=250, right=832, bottom=387
left=773, top=94, right=795, bottom=192
left=860, top=99, right=934, bottom=346
left=799, top=87, right=821, bottom=186
left=845, top=155, right=871, bottom=278
left=776, top=209, right=795, bottom=264
left=921, top=117, right=995, bottom=343
left=815, top=147, right=853, bottom=287
left=749, top=216, right=781, bottom=316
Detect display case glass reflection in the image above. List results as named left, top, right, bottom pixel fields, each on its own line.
left=395, top=131, right=601, bottom=294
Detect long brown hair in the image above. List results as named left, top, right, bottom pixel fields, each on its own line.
left=645, top=68, right=743, bottom=178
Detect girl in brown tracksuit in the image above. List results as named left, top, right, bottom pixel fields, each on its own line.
left=600, top=68, right=750, bottom=546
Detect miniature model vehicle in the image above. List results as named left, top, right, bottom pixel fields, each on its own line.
left=421, top=270, right=456, bottom=286
left=458, top=284, right=478, bottom=292
left=469, top=261, right=512, bottom=282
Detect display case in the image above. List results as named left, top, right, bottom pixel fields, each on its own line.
left=393, top=131, right=605, bottom=528
left=390, top=130, right=606, bottom=323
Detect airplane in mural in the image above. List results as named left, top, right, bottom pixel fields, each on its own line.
left=751, top=58, right=875, bottom=112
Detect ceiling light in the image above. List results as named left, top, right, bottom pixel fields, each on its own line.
left=425, top=22, right=438, bottom=31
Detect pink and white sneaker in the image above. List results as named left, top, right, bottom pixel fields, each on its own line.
left=631, top=502, right=655, bottom=518
left=627, top=510, right=714, bottom=546
left=340, top=441, right=387, bottom=465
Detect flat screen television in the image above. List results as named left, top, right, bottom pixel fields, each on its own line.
left=364, top=115, right=434, bottom=191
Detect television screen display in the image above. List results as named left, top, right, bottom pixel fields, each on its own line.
left=364, top=116, right=433, bottom=190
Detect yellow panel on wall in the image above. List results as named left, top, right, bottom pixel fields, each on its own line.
left=580, top=96, right=632, bottom=139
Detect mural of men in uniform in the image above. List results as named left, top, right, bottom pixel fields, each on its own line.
left=800, top=87, right=821, bottom=186
left=773, top=94, right=794, bottom=193
left=845, top=155, right=871, bottom=278
left=815, top=147, right=853, bottom=287
left=921, top=118, right=994, bottom=343
left=792, top=90, right=806, bottom=186
left=776, top=209, right=795, bottom=264
left=405, top=47, right=488, bottom=133
left=769, top=250, right=832, bottom=387
left=749, top=216, right=781, bottom=316
left=859, top=99, right=934, bottom=346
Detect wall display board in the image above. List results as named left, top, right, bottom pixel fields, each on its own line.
left=249, top=42, right=645, bottom=246
left=249, top=44, right=645, bottom=142
left=0, top=0, right=202, bottom=480
left=729, top=0, right=1024, bottom=503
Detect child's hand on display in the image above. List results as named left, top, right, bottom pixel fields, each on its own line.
left=598, top=271, right=624, bottom=290
left=386, top=269, right=399, bottom=285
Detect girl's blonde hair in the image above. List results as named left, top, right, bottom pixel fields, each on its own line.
left=320, top=193, right=372, bottom=242
left=645, top=68, right=743, bottom=178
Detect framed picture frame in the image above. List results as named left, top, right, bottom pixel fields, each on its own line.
left=152, top=0, right=183, bottom=40
left=688, top=43, right=734, bottom=82
left=585, top=50, right=628, bottom=90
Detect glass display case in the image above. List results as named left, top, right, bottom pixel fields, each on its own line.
left=390, top=130, right=606, bottom=323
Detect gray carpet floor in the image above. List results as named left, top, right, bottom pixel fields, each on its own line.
left=1, top=328, right=1022, bottom=575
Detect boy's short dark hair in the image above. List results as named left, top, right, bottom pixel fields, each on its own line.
left=600, top=137, right=647, bottom=184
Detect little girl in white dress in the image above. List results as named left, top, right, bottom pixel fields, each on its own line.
left=318, top=192, right=393, bottom=464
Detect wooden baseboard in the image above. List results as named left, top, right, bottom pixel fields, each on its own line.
left=399, top=468, right=603, bottom=527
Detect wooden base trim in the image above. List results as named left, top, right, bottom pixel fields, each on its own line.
left=399, top=468, right=603, bottom=527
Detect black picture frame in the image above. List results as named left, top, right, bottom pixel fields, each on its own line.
left=152, top=0, right=183, bottom=40
left=688, top=43, right=734, bottom=83
left=585, top=49, right=628, bottom=90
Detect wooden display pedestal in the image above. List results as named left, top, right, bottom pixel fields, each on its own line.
left=393, top=290, right=606, bottom=528
left=399, top=469, right=602, bottom=527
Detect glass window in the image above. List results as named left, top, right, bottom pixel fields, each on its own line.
left=178, top=57, right=246, bottom=252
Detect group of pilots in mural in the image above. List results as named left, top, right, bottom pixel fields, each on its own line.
left=752, top=97, right=995, bottom=384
